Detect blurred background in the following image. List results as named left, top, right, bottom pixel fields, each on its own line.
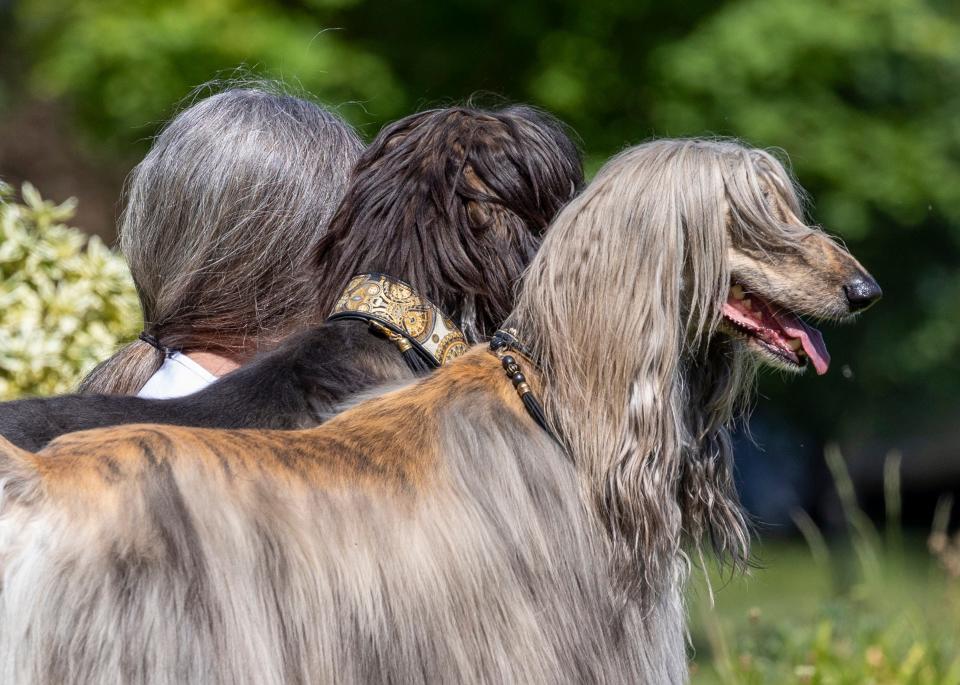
left=1, top=0, right=958, bottom=680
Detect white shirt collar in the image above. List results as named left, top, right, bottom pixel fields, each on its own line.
left=137, top=351, right=217, bottom=400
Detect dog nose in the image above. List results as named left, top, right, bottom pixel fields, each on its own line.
left=843, top=273, right=882, bottom=312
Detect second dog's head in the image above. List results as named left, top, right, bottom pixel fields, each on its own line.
left=313, top=105, right=583, bottom=341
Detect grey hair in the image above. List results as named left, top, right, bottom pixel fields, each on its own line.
left=508, top=138, right=813, bottom=599
left=80, top=82, right=364, bottom=395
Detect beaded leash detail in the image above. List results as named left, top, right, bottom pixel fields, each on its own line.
left=489, top=330, right=557, bottom=442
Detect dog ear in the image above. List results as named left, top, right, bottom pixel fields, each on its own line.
left=672, top=170, right=752, bottom=572
left=677, top=341, right=752, bottom=571
left=580, top=187, right=692, bottom=600
left=518, top=157, right=698, bottom=600
left=595, top=158, right=745, bottom=598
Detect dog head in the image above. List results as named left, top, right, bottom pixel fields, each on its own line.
left=720, top=150, right=880, bottom=375
left=313, top=105, right=583, bottom=341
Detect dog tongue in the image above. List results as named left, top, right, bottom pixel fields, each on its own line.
left=772, top=310, right=831, bottom=375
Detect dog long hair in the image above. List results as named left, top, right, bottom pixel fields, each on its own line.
left=509, top=141, right=817, bottom=596
left=0, top=139, right=878, bottom=683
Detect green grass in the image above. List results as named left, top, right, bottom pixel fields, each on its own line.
left=689, top=451, right=960, bottom=684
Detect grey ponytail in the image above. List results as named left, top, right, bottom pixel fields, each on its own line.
left=79, top=81, right=363, bottom=394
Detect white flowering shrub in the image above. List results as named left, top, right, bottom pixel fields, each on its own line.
left=0, top=181, right=141, bottom=399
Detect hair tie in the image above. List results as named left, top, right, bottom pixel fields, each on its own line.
left=138, top=332, right=168, bottom=356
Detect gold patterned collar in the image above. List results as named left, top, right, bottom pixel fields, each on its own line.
left=328, top=273, right=469, bottom=368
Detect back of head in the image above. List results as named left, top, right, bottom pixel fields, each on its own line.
left=80, top=83, right=363, bottom=395
left=312, top=104, right=583, bottom=341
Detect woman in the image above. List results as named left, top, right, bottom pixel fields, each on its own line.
left=80, top=83, right=364, bottom=398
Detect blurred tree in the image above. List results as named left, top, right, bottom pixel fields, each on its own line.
left=9, top=0, right=405, bottom=149
left=0, top=181, right=140, bottom=399
left=336, top=0, right=721, bottom=167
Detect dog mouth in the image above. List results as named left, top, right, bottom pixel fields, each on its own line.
left=720, top=284, right=831, bottom=375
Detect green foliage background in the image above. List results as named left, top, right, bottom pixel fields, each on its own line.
left=689, top=452, right=960, bottom=684
left=0, top=182, right=139, bottom=398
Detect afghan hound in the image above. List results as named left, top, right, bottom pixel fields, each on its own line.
left=0, top=105, right=582, bottom=450
left=0, top=139, right=879, bottom=684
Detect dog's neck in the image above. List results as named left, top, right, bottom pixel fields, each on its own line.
left=507, top=304, right=754, bottom=595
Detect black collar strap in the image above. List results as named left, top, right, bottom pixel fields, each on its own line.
left=328, top=273, right=469, bottom=369
left=489, top=328, right=538, bottom=365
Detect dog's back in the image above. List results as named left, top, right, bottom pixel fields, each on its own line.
left=0, top=352, right=684, bottom=684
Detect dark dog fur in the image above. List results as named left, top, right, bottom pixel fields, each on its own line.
left=0, top=106, right=583, bottom=451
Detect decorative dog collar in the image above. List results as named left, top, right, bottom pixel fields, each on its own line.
left=328, top=273, right=469, bottom=369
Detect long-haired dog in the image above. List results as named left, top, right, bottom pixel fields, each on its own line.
left=0, top=139, right=879, bottom=683
left=0, top=105, right=582, bottom=450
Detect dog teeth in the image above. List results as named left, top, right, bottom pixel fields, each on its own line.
left=731, top=285, right=745, bottom=300
left=742, top=298, right=752, bottom=309
left=788, top=339, right=802, bottom=351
